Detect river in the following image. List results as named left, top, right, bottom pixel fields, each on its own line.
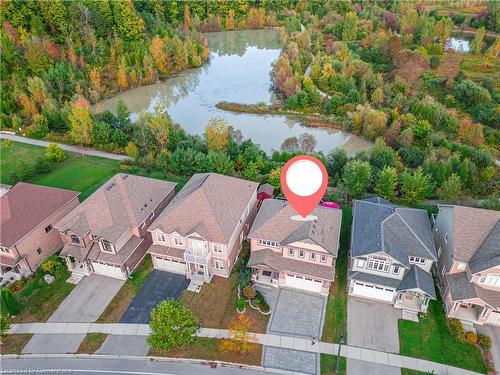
left=95, top=29, right=372, bottom=155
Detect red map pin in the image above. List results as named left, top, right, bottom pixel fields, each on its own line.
left=281, top=155, right=328, bottom=219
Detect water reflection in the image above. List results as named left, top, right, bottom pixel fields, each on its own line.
left=96, top=29, right=371, bottom=155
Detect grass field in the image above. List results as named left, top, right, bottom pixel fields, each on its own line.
left=321, top=206, right=351, bottom=343
left=399, top=295, right=487, bottom=373
left=320, top=354, right=346, bottom=375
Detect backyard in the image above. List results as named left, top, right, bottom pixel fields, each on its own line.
left=399, top=295, right=487, bottom=373
left=321, top=206, right=352, bottom=343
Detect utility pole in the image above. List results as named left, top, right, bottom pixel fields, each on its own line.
left=335, top=322, right=345, bottom=373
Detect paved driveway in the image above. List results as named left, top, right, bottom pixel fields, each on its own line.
left=347, top=297, right=401, bottom=375
left=96, top=335, right=150, bottom=356
left=22, top=274, right=123, bottom=354
left=260, top=287, right=327, bottom=375
left=476, top=324, right=500, bottom=372
left=120, top=270, right=189, bottom=324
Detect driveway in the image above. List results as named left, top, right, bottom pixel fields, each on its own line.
left=476, top=324, right=500, bottom=372
left=347, top=297, right=401, bottom=375
left=96, top=335, right=150, bottom=356
left=259, top=286, right=327, bottom=375
left=120, top=270, right=189, bottom=324
left=22, top=274, right=123, bottom=354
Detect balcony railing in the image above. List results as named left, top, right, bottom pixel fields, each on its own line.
left=183, top=249, right=212, bottom=266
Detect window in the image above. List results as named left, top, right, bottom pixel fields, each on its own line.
left=149, top=211, right=155, bottom=220
left=100, top=240, right=114, bottom=253
left=0, top=247, right=10, bottom=253
left=44, top=224, right=53, bottom=233
left=214, top=243, right=223, bottom=253
left=367, top=257, right=390, bottom=272
left=357, top=259, right=365, bottom=268
left=441, top=264, right=447, bottom=276
left=480, top=275, right=500, bottom=287
left=309, top=252, right=316, bottom=261
left=157, top=232, right=166, bottom=243
left=140, top=221, right=146, bottom=229
left=409, top=256, right=426, bottom=264
left=257, top=239, right=279, bottom=248
left=457, top=262, right=466, bottom=271
left=70, top=234, right=80, bottom=245
left=320, top=254, right=327, bottom=263
left=215, top=259, right=224, bottom=270
left=444, top=233, right=449, bottom=244
left=298, top=250, right=304, bottom=258
left=174, top=236, right=183, bottom=246
left=36, top=248, right=42, bottom=255
left=438, top=246, right=442, bottom=257
left=392, top=266, right=400, bottom=275
left=288, top=248, right=294, bottom=256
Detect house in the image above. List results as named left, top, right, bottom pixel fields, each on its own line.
left=147, top=173, right=259, bottom=283
left=246, top=199, right=342, bottom=296
left=348, top=197, right=437, bottom=314
left=0, top=182, right=80, bottom=276
left=56, top=174, right=176, bottom=281
left=433, top=205, right=500, bottom=327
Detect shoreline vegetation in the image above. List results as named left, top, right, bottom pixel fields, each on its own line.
left=215, top=101, right=344, bottom=129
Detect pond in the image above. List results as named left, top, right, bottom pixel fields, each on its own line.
left=95, top=29, right=372, bottom=155
left=445, top=37, right=470, bottom=53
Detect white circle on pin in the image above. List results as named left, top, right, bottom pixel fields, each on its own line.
left=285, top=159, right=323, bottom=197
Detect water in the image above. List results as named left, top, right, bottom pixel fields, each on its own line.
left=445, top=37, right=470, bottom=53
left=95, top=29, right=371, bottom=155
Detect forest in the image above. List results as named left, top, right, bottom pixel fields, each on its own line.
left=0, top=0, right=499, bottom=207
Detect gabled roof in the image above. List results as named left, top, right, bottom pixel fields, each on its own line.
left=248, top=199, right=342, bottom=256
left=351, top=198, right=436, bottom=267
left=396, top=265, right=436, bottom=299
left=442, top=205, right=500, bottom=269
left=0, top=183, right=80, bottom=248
left=257, top=183, right=274, bottom=197
left=149, top=173, right=258, bottom=244
left=56, top=174, right=176, bottom=242
left=448, top=272, right=500, bottom=309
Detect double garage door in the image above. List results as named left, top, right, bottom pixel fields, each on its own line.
left=284, top=273, right=323, bottom=293
left=91, top=261, right=127, bottom=280
left=351, top=281, right=395, bottom=302
left=153, top=256, right=187, bottom=275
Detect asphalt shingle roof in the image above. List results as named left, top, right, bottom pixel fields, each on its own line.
left=468, top=220, right=500, bottom=274
left=348, top=270, right=401, bottom=289
left=448, top=272, right=500, bottom=309
left=396, top=265, right=436, bottom=299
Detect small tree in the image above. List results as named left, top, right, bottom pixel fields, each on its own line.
left=242, top=285, right=256, bottom=300
left=205, top=118, right=229, bottom=152
left=125, top=142, right=139, bottom=159
left=147, top=300, right=198, bottom=352
left=219, top=314, right=257, bottom=354
left=375, top=166, right=398, bottom=201
left=401, top=167, right=431, bottom=206
left=0, top=288, right=21, bottom=316
left=341, top=159, right=372, bottom=200
left=268, top=166, right=282, bottom=191
left=437, top=173, right=462, bottom=201
left=0, top=314, right=11, bottom=338
left=35, top=156, right=51, bottom=174
left=45, top=143, right=66, bottom=162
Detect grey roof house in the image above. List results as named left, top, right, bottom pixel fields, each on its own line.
left=348, top=197, right=437, bottom=317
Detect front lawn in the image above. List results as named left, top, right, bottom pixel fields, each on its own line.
left=0, top=334, right=33, bottom=354
left=149, top=337, right=262, bottom=366
left=180, top=272, right=269, bottom=334
left=13, top=256, right=75, bottom=323
left=399, top=296, right=487, bottom=373
left=320, top=354, right=346, bottom=375
left=97, top=255, right=153, bottom=323
left=77, top=333, right=108, bottom=353
left=401, top=370, right=428, bottom=375
left=322, top=206, right=351, bottom=343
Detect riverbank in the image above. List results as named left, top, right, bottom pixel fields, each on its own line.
left=215, top=101, right=343, bottom=129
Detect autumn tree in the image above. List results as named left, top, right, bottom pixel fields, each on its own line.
left=45, top=143, right=66, bottom=162
left=205, top=118, right=229, bottom=152
left=219, top=314, right=258, bottom=354
left=375, top=166, right=398, bottom=201
left=117, top=58, right=128, bottom=90
left=471, top=27, right=485, bottom=54
left=69, top=104, right=93, bottom=145
left=183, top=4, right=192, bottom=27
left=342, top=12, right=358, bottom=41
left=150, top=36, right=169, bottom=75
left=457, top=118, right=484, bottom=146
left=110, top=0, right=144, bottom=41
left=268, top=166, right=282, bottom=191
left=226, top=9, right=235, bottom=30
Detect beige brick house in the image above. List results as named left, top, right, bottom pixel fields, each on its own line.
left=434, top=205, right=500, bottom=327
left=56, top=174, right=176, bottom=281
left=147, top=173, right=259, bottom=283
left=0, top=183, right=80, bottom=277
left=247, top=199, right=342, bottom=296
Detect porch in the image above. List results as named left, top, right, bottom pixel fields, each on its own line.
left=394, top=291, right=430, bottom=313
left=449, top=302, right=484, bottom=325
left=251, top=268, right=279, bottom=287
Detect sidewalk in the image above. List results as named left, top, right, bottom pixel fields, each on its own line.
left=9, top=323, right=483, bottom=375
left=0, top=132, right=130, bottom=161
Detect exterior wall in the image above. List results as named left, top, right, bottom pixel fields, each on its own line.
left=123, top=236, right=151, bottom=275
left=350, top=254, right=405, bottom=281
left=471, top=265, right=500, bottom=292
left=433, top=205, right=455, bottom=296
left=283, top=241, right=334, bottom=267
left=13, top=197, right=80, bottom=273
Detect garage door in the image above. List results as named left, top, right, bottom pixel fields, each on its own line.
left=488, top=311, right=500, bottom=326
left=352, top=281, right=395, bottom=302
left=284, top=274, right=322, bottom=293
left=91, top=261, right=127, bottom=279
left=153, top=256, right=187, bottom=275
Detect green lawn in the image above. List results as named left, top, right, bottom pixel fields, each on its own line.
left=399, top=296, right=487, bottom=373
left=0, top=141, right=46, bottom=183
left=322, top=206, right=351, bottom=343
left=401, top=369, right=428, bottom=375
left=320, top=354, right=346, bottom=375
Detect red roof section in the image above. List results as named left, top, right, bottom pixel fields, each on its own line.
left=0, top=183, right=80, bottom=248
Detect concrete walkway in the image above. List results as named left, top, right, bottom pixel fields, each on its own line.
left=9, top=323, right=483, bottom=375
left=0, top=132, right=130, bottom=161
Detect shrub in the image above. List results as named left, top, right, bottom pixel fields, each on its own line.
left=236, top=298, right=246, bottom=311
left=449, top=318, right=464, bottom=340
left=0, top=288, right=21, bottom=316
left=242, top=285, right=256, bottom=300
left=2, top=139, right=12, bottom=149
left=258, top=298, right=270, bottom=313
left=0, top=314, right=11, bottom=337
left=19, top=161, right=33, bottom=181
left=9, top=280, right=25, bottom=293
left=40, top=259, right=59, bottom=273
left=35, top=156, right=51, bottom=174
left=478, top=334, right=492, bottom=350
left=238, top=268, right=252, bottom=288
left=45, top=143, right=66, bottom=162
left=465, top=331, right=478, bottom=344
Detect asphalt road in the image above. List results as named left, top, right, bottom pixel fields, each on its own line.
left=0, top=356, right=271, bottom=375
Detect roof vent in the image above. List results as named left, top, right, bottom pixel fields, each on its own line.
left=122, top=174, right=128, bottom=180
left=377, top=242, right=380, bottom=246
left=144, top=203, right=148, bottom=207
left=376, top=233, right=380, bottom=237
left=106, top=182, right=116, bottom=190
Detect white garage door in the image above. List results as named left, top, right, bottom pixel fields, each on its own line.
left=352, top=281, right=395, bottom=302
left=153, top=256, right=187, bottom=275
left=488, top=311, right=500, bottom=326
left=91, top=261, right=127, bottom=279
left=284, top=274, right=322, bottom=293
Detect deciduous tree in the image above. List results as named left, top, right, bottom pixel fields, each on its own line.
left=341, top=160, right=372, bottom=200
left=375, top=166, right=398, bottom=201
left=69, top=105, right=93, bottom=145
left=205, top=118, right=229, bottom=152
left=400, top=167, right=431, bottom=206
left=219, top=314, right=257, bottom=354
